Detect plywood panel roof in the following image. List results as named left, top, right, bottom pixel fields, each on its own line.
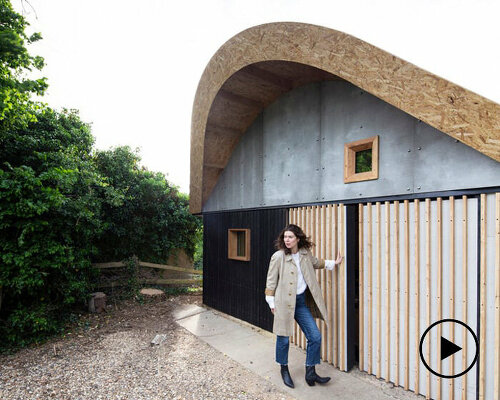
left=190, top=22, right=500, bottom=214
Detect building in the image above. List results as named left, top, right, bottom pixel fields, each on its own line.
left=190, top=22, right=500, bottom=400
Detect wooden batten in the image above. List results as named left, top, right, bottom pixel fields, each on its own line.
left=376, top=201, right=382, bottom=379
left=300, top=207, right=306, bottom=350
left=315, top=207, right=323, bottom=355
left=495, top=193, right=500, bottom=400
left=333, top=204, right=339, bottom=368
left=404, top=200, right=410, bottom=391
left=327, top=205, right=334, bottom=364
left=437, top=197, right=443, bottom=400
left=359, top=203, right=364, bottom=371
left=321, top=206, right=327, bottom=361
left=449, top=197, right=455, bottom=399
left=479, top=194, right=486, bottom=400
left=294, top=208, right=299, bottom=348
left=395, top=200, right=401, bottom=388
left=313, top=207, right=321, bottom=345
left=414, top=199, right=420, bottom=394
left=462, top=196, right=468, bottom=400
left=340, top=204, right=345, bottom=371
left=301, top=207, right=307, bottom=348
left=289, top=208, right=296, bottom=346
left=425, top=198, right=431, bottom=400
left=385, top=202, right=391, bottom=382
left=367, top=203, right=373, bottom=375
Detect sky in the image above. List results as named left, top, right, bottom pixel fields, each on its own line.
left=14, top=0, right=500, bottom=194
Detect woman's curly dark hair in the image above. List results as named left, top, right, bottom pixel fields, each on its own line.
left=274, top=224, right=314, bottom=254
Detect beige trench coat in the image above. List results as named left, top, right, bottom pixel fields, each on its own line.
left=265, top=248, right=329, bottom=336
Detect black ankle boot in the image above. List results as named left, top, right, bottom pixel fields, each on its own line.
left=280, top=365, right=295, bottom=388
left=305, top=365, right=331, bottom=386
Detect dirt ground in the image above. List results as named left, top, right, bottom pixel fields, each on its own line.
left=0, top=294, right=295, bottom=400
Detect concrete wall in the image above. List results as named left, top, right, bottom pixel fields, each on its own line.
left=203, top=81, right=500, bottom=212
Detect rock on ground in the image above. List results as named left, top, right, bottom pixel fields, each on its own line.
left=0, top=294, right=295, bottom=400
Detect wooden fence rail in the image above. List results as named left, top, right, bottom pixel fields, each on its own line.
left=93, top=260, right=202, bottom=288
left=93, top=261, right=202, bottom=275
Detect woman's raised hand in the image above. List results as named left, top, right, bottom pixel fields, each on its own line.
left=335, top=250, right=344, bottom=265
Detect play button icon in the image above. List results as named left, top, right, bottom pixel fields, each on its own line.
left=441, top=336, right=462, bottom=361
left=419, top=319, right=478, bottom=379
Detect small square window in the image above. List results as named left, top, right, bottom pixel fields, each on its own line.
left=228, top=229, right=251, bottom=261
left=344, top=136, right=379, bottom=183
left=355, top=148, right=372, bottom=173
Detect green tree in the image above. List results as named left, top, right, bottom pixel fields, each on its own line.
left=0, top=108, right=112, bottom=347
left=93, top=146, right=201, bottom=263
left=0, top=1, right=201, bottom=350
left=0, top=0, right=47, bottom=131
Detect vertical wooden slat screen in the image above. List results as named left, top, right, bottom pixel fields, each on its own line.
left=287, top=204, right=346, bottom=370
left=478, top=191, right=500, bottom=400
left=286, top=192, right=497, bottom=398
left=358, top=194, right=490, bottom=400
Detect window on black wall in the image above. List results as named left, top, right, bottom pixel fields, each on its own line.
left=228, top=229, right=251, bottom=261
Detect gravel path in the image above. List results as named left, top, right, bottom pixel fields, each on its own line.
left=0, top=294, right=295, bottom=400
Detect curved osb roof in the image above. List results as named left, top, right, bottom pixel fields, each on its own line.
left=190, top=22, right=500, bottom=214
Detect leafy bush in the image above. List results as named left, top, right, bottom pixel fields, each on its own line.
left=193, top=227, right=203, bottom=270
left=93, top=146, right=201, bottom=263
left=0, top=0, right=47, bottom=131
left=0, top=109, right=108, bottom=348
left=0, top=1, right=201, bottom=350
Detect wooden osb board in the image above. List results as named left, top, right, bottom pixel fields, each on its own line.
left=190, top=22, right=500, bottom=214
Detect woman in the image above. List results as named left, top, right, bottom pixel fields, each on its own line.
left=265, top=224, right=343, bottom=388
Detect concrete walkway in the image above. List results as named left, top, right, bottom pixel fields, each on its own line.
left=175, top=304, right=422, bottom=400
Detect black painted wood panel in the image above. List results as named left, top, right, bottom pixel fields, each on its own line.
left=203, top=208, right=287, bottom=331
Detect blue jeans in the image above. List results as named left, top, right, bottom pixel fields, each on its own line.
left=275, top=291, right=321, bottom=366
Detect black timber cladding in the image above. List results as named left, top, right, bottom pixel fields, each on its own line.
left=203, top=208, right=287, bottom=331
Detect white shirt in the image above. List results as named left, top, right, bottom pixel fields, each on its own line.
left=291, top=252, right=307, bottom=295
left=265, top=253, right=336, bottom=310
